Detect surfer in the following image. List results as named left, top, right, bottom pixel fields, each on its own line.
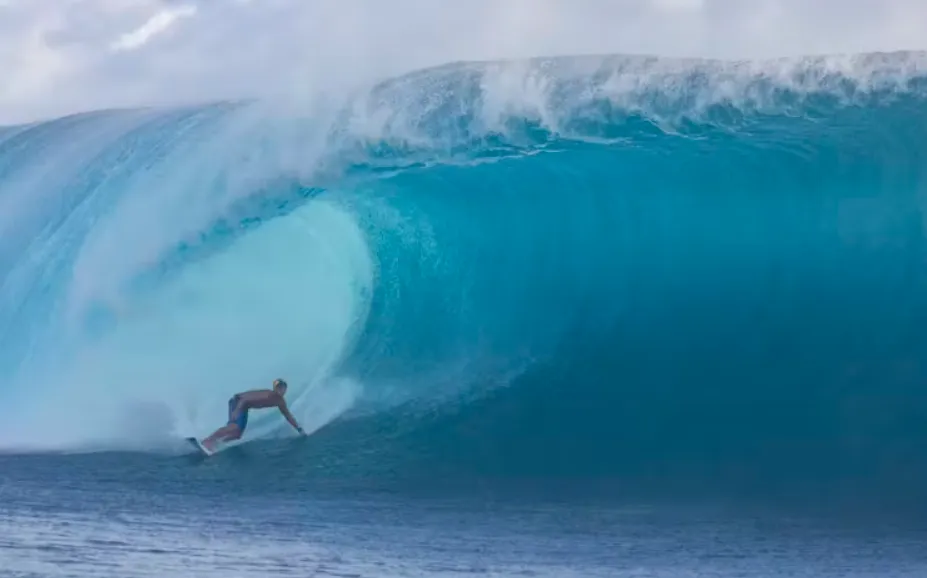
left=200, top=378, right=305, bottom=451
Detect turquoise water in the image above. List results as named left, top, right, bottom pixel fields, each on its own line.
left=2, top=52, right=927, bottom=575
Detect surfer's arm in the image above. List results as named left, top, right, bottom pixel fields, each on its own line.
left=278, top=402, right=304, bottom=434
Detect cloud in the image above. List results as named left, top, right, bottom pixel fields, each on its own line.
left=110, top=4, right=197, bottom=52
left=1, top=0, right=926, bottom=125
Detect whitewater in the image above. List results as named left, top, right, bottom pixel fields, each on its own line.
left=3, top=52, right=927, bottom=577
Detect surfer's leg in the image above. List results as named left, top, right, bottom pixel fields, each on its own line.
left=202, top=424, right=240, bottom=450
left=201, top=397, right=248, bottom=450
left=234, top=409, right=248, bottom=438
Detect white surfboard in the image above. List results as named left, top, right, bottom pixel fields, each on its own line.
left=185, top=436, right=215, bottom=456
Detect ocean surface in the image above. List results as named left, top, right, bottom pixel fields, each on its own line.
left=2, top=52, right=927, bottom=576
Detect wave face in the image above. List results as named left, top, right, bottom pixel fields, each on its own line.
left=3, top=52, right=927, bottom=503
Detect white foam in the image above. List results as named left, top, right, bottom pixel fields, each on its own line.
left=335, top=51, right=927, bottom=146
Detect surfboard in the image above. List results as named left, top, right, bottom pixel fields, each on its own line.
left=185, top=436, right=215, bottom=457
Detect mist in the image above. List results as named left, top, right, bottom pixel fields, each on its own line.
left=2, top=0, right=926, bottom=125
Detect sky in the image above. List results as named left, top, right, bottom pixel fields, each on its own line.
left=1, top=0, right=926, bottom=125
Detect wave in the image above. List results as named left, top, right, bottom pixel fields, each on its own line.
left=2, top=51, right=927, bottom=502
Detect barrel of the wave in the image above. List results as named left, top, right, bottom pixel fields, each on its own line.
left=0, top=105, right=375, bottom=451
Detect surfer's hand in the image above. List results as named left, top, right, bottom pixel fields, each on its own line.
left=296, top=426, right=305, bottom=435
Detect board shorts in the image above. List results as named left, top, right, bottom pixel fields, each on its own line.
left=227, top=395, right=249, bottom=433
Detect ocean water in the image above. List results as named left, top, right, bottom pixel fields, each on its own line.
left=2, top=52, right=927, bottom=576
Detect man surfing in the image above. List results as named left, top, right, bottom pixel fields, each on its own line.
left=196, top=378, right=305, bottom=453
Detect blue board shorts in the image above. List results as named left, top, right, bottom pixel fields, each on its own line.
left=227, top=395, right=249, bottom=432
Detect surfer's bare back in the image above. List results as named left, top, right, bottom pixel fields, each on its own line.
left=200, top=378, right=304, bottom=451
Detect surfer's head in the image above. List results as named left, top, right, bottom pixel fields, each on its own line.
left=273, top=378, right=288, bottom=395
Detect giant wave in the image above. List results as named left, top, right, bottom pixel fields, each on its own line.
left=2, top=52, right=927, bottom=504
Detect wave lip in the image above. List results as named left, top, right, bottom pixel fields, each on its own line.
left=340, top=50, right=927, bottom=150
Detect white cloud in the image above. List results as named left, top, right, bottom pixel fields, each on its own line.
left=651, top=0, right=704, bottom=11
left=110, top=4, right=197, bottom=52
left=1, top=0, right=926, bottom=125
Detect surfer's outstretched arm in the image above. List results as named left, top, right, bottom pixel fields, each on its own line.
left=277, top=401, right=304, bottom=434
